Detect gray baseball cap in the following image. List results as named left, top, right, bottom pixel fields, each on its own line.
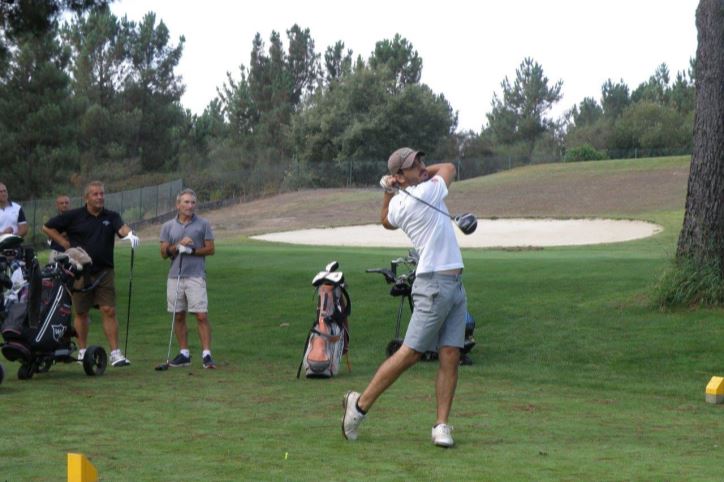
left=388, top=147, right=424, bottom=173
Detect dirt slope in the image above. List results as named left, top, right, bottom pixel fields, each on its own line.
left=138, top=158, right=690, bottom=240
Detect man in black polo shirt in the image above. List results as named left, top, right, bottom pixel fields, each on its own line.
left=43, top=181, right=140, bottom=367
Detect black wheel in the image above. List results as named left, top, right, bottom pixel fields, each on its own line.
left=385, top=339, right=403, bottom=357
left=83, top=345, right=107, bottom=376
left=0, top=363, right=4, bottom=385
left=18, top=363, right=34, bottom=380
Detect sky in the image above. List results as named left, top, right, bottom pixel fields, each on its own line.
left=110, top=0, right=699, bottom=132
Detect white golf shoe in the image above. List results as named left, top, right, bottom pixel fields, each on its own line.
left=110, top=350, right=131, bottom=367
left=342, top=391, right=366, bottom=441
left=431, top=424, right=454, bottom=447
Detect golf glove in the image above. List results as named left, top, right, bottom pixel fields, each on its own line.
left=379, top=175, right=398, bottom=193
left=123, top=232, right=140, bottom=249
left=176, top=244, right=194, bottom=255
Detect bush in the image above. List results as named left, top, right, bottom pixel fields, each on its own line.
left=564, top=144, right=607, bottom=162
left=653, top=256, right=724, bottom=308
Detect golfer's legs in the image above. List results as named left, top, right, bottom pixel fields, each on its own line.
left=99, top=305, right=119, bottom=351
left=74, top=313, right=90, bottom=349
left=195, top=312, right=211, bottom=351
left=435, top=346, right=460, bottom=425
left=358, top=345, right=421, bottom=412
left=174, top=312, right=189, bottom=350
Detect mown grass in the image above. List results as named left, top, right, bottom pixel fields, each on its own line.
left=2, top=157, right=722, bottom=480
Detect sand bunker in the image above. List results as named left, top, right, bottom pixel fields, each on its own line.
left=251, top=218, right=662, bottom=248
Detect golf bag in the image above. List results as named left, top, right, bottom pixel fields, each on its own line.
left=297, top=261, right=351, bottom=378
left=367, top=250, right=477, bottom=364
left=0, top=234, right=107, bottom=379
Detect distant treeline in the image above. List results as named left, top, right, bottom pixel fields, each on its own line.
left=0, top=2, right=695, bottom=200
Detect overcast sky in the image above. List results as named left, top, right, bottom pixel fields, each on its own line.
left=110, top=0, right=699, bottom=132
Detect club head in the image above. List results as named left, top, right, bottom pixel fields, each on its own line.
left=454, top=213, right=478, bottom=235
left=325, top=261, right=339, bottom=272
left=155, top=363, right=170, bottom=371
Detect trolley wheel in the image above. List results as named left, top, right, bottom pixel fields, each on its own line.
left=83, top=345, right=107, bottom=376
left=385, top=339, right=403, bottom=357
left=18, top=363, right=34, bottom=380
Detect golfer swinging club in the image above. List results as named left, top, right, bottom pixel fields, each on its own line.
left=342, top=147, right=468, bottom=447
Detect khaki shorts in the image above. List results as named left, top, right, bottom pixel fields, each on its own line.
left=72, top=269, right=115, bottom=313
left=167, top=277, right=208, bottom=313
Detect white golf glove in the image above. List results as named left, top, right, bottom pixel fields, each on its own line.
left=379, top=175, right=398, bottom=193
left=176, top=244, right=194, bottom=255
left=123, top=232, right=140, bottom=249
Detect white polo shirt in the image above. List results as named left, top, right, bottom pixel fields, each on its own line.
left=0, top=201, right=27, bottom=235
left=387, top=176, right=463, bottom=275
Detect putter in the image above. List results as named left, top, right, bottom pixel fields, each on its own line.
left=155, top=254, right=183, bottom=371
left=398, top=187, right=478, bottom=235
left=123, top=248, right=135, bottom=356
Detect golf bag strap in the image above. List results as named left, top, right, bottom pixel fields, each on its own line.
left=296, top=330, right=313, bottom=379
left=342, top=287, right=351, bottom=316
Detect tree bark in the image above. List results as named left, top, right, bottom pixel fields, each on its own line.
left=676, top=0, right=724, bottom=265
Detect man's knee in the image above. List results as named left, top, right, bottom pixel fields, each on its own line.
left=195, top=312, right=209, bottom=324
left=438, top=346, right=461, bottom=366
left=397, top=345, right=423, bottom=365
left=99, top=305, right=116, bottom=318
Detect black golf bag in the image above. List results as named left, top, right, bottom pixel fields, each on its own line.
left=297, top=261, right=351, bottom=378
left=0, top=235, right=107, bottom=380
left=367, top=250, right=477, bottom=364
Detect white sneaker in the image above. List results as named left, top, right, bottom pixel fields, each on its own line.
left=110, top=350, right=131, bottom=367
left=342, top=391, right=366, bottom=441
left=77, top=348, right=86, bottom=364
left=431, top=424, right=454, bottom=447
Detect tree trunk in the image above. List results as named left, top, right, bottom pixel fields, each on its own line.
left=676, top=0, right=724, bottom=266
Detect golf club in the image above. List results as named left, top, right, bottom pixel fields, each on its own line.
left=398, top=187, right=478, bottom=235
left=155, top=254, right=183, bottom=371
left=123, top=247, right=134, bottom=356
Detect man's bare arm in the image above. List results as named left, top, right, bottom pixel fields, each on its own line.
left=424, top=163, right=456, bottom=187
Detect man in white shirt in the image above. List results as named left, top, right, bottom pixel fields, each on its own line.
left=342, top=148, right=467, bottom=448
left=0, top=183, right=29, bottom=237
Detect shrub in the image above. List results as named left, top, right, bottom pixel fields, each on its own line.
left=564, top=144, right=607, bottom=162
left=653, top=256, right=724, bottom=308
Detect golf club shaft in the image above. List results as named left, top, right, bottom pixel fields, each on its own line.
left=399, top=188, right=454, bottom=220
left=124, top=248, right=134, bottom=355
left=164, top=254, right=183, bottom=363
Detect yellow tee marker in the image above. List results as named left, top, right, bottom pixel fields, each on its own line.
left=705, top=376, right=724, bottom=404
left=67, top=453, right=98, bottom=482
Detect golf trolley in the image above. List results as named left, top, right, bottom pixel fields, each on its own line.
left=0, top=234, right=107, bottom=380
left=366, top=249, right=476, bottom=364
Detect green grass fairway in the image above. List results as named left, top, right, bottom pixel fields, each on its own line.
left=1, top=158, right=722, bottom=480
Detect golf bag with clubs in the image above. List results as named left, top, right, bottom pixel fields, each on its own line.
left=0, top=234, right=107, bottom=380
left=297, top=261, right=351, bottom=378
left=366, top=249, right=477, bottom=364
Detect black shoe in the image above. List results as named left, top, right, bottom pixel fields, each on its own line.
left=169, top=353, right=191, bottom=367
left=202, top=354, right=216, bottom=369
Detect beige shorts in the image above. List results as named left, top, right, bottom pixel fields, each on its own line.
left=167, top=277, right=208, bottom=313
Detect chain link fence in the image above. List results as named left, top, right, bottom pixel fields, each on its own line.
left=19, top=179, right=182, bottom=245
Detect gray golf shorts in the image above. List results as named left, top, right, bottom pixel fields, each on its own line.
left=403, top=272, right=467, bottom=353
left=167, top=277, right=208, bottom=313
